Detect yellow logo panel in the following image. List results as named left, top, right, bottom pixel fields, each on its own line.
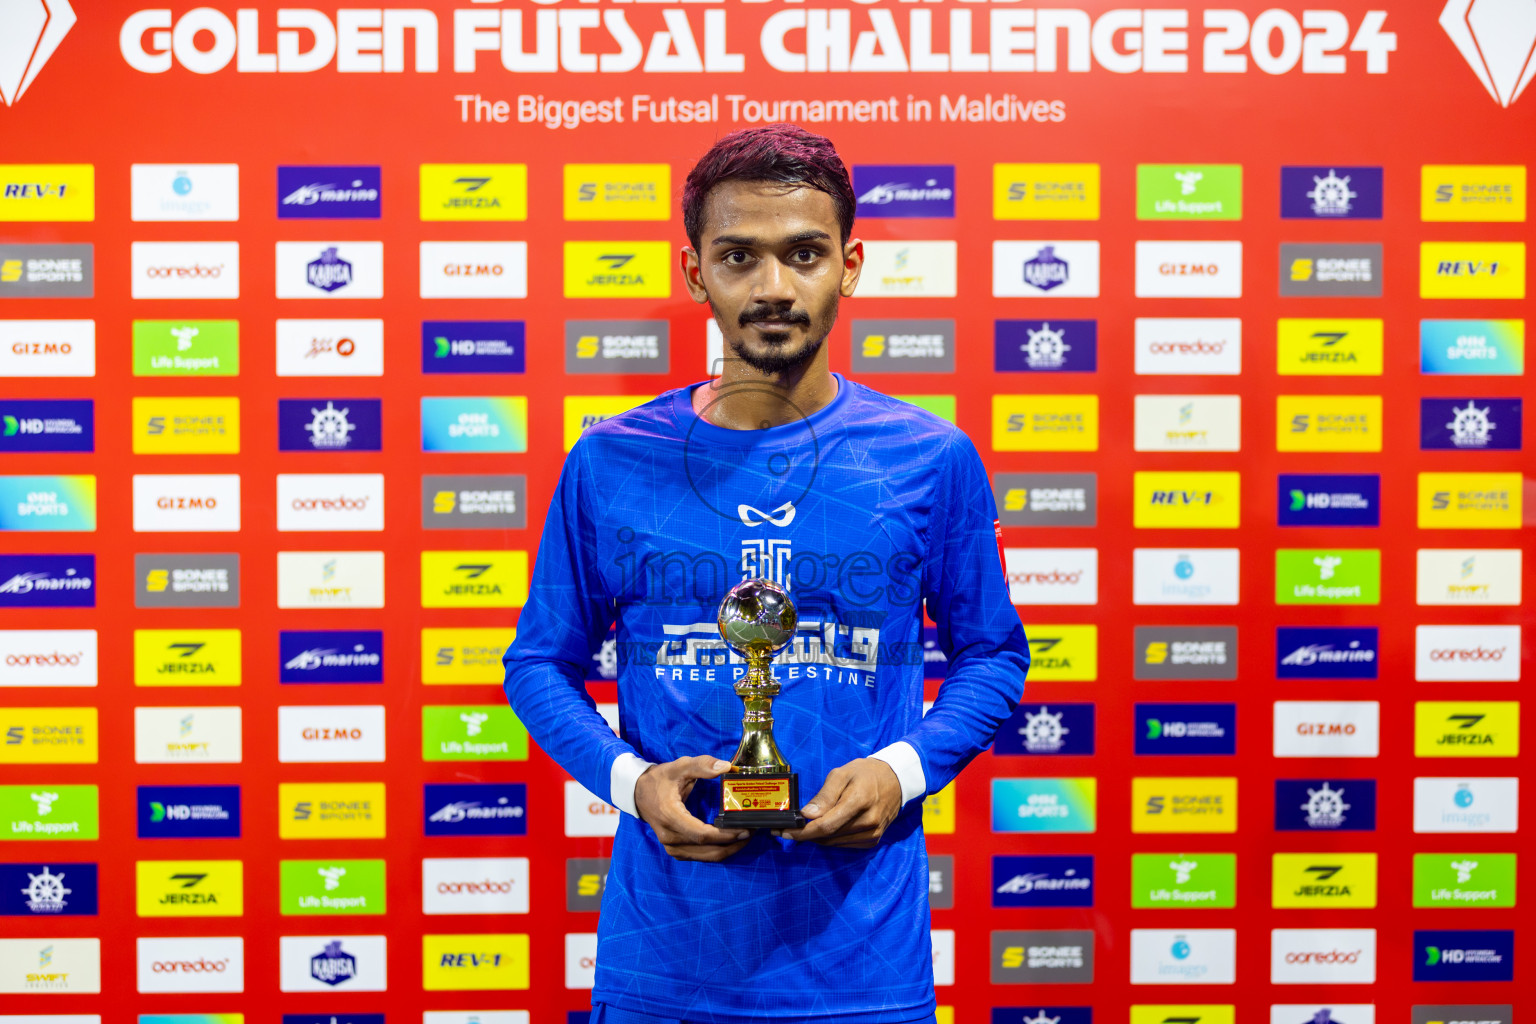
left=1130, top=1008, right=1235, bottom=1024
left=1133, top=472, right=1241, bottom=529
left=563, top=241, right=671, bottom=298
left=1418, top=473, right=1522, bottom=529
left=1132, top=777, right=1237, bottom=833
left=1420, top=242, right=1526, bottom=299
left=1415, top=701, right=1520, bottom=758
left=1422, top=165, right=1526, bottom=222
left=136, top=859, right=244, bottom=917
left=923, top=784, right=955, bottom=834
left=134, top=629, right=242, bottom=687
left=564, top=164, right=670, bottom=221
left=0, top=164, right=95, bottom=221
left=1276, top=395, right=1382, bottom=452
left=0, top=707, right=97, bottom=764
left=993, top=163, right=1100, bottom=220
left=279, top=782, right=386, bottom=839
left=1021, top=624, right=1097, bottom=681
left=132, top=397, right=240, bottom=454
left=1276, top=319, right=1384, bottom=375
left=993, top=395, right=1099, bottom=452
left=564, top=394, right=655, bottom=451
left=421, top=551, right=529, bottom=609
left=1272, top=852, right=1378, bottom=908
left=419, top=164, right=527, bottom=221
left=422, top=933, right=530, bottom=991
left=422, top=628, right=516, bottom=685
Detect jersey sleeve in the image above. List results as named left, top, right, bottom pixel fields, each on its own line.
left=502, top=439, right=641, bottom=806
left=905, top=430, right=1030, bottom=795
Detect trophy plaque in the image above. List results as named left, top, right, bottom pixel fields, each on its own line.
left=715, top=577, right=806, bottom=830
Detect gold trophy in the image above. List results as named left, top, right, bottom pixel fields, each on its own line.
left=715, top=577, right=806, bottom=830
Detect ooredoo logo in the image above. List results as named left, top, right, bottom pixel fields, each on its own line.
left=131, top=243, right=240, bottom=299
left=1004, top=548, right=1098, bottom=606
left=1416, top=626, right=1521, bottom=682
left=276, top=474, right=383, bottom=532
left=0, top=630, right=97, bottom=687
left=0, top=0, right=76, bottom=106
left=421, top=857, right=529, bottom=915
left=136, top=936, right=244, bottom=992
left=1270, top=928, right=1376, bottom=983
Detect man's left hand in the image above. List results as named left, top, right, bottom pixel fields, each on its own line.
left=781, top=758, right=903, bottom=848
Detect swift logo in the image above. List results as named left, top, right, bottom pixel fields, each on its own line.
left=0, top=0, right=76, bottom=107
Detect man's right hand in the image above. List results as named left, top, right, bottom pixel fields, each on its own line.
left=634, top=755, right=750, bottom=862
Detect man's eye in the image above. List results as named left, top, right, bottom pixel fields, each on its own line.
left=723, top=251, right=750, bottom=265
left=792, top=249, right=818, bottom=262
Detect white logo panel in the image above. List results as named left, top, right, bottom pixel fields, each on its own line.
left=1129, top=928, right=1237, bottom=984
left=564, top=780, right=620, bottom=838
left=1135, top=241, right=1243, bottom=297
left=1134, top=395, right=1242, bottom=451
left=134, top=705, right=243, bottom=764
left=420, top=242, right=529, bottom=299
left=278, top=935, right=387, bottom=992
left=0, top=320, right=95, bottom=377
left=1415, top=625, right=1521, bottom=681
left=132, top=474, right=241, bottom=532
left=131, top=164, right=240, bottom=222
left=564, top=932, right=597, bottom=990
left=131, top=242, right=240, bottom=299
left=1135, top=318, right=1243, bottom=375
left=857, top=241, right=957, bottom=298
left=0, top=629, right=98, bottom=686
left=1005, top=548, right=1099, bottom=605
left=421, top=857, right=530, bottom=915
left=276, top=242, right=384, bottom=299
left=276, top=551, right=385, bottom=609
left=277, top=705, right=386, bottom=763
left=1273, top=701, right=1380, bottom=757
left=1132, top=549, right=1240, bottom=605
left=1413, top=776, right=1519, bottom=833
left=0, top=937, right=100, bottom=994
left=275, top=319, right=385, bottom=376
left=1270, top=929, right=1377, bottom=984
left=992, top=241, right=1099, bottom=297
left=277, top=474, right=384, bottom=532
left=1416, top=549, right=1522, bottom=606
left=135, top=936, right=243, bottom=994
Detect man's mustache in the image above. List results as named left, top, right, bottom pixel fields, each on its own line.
left=739, top=306, right=811, bottom=327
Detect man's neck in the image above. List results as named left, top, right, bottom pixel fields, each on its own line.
left=690, top=362, right=839, bottom=431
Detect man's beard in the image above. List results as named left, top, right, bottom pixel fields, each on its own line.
left=712, top=296, right=835, bottom=375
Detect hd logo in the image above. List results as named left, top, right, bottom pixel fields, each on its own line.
left=136, top=859, right=244, bottom=917
left=1271, top=853, right=1378, bottom=908
left=420, top=552, right=528, bottom=609
left=1414, top=702, right=1520, bottom=758
left=133, top=629, right=242, bottom=686
left=420, top=164, right=528, bottom=221
left=563, top=242, right=669, bottom=298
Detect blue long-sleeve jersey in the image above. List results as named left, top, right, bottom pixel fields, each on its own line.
left=504, top=373, right=1029, bottom=1023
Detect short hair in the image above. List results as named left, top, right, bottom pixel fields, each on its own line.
left=682, top=124, right=856, bottom=250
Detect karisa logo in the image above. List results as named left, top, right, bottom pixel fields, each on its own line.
left=1441, top=1, right=1535, bottom=107
left=0, top=0, right=75, bottom=106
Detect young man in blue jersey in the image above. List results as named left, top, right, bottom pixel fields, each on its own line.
left=504, top=124, right=1029, bottom=1024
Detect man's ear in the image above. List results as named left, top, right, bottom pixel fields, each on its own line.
left=840, top=239, right=864, bottom=298
left=681, top=246, right=709, bottom=304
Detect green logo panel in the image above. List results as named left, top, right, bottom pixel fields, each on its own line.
left=422, top=705, right=528, bottom=761
left=1413, top=853, right=1516, bottom=907
left=133, top=320, right=240, bottom=376
left=0, top=784, right=99, bottom=840
left=1131, top=852, right=1236, bottom=908
left=279, top=858, right=386, bottom=915
left=1137, top=164, right=1243, bottom=220
left=1275, top=549, right=1381, bottom=604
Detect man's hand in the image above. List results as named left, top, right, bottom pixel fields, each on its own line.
left=634, top=755, right=751, bottom=862
left=782, top=758, right=903, bottom=849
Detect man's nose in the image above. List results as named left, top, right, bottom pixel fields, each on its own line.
left=750, top=257, right=796, bottom=306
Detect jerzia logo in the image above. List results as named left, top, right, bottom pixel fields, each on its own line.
left=0, top=0, right=75, bottom=106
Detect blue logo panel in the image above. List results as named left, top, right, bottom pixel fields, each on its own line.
left=921, top=624, right=947, bottom=679
left=1134, top=703, right=1236, bottom=755
left=1421, top=398, right=1522, bottom=450
left=422, top=320, right=526, bottom=374
left=277, top=166, right=382, bottom=218
left=277, top=398, right=383, bottom=452
left=1280, top=166, right=1384, bottom=219
left=1413, top=930, right=1514, bottom=982
left=994, top=703, right=1096, bottom=756
left=1274, top=778, right=1377, bottom=832
left=995, top=320, right=1097, bottom=372
left=137, top=785, right=242, bottom=838
left=0, top=400, right=93, bottom=452
left=284, top=1017, right=386, bottom=1024
left=1276, top=627, right=1379, bottom=679
left=0, top=554, right=95, bottom=607
left=1277, top=473, right=1380, bottom=526
left=991, top=855, right=1095, bottom=907
left=993, top=1010, right=1092, bottom=1024
left=0, top=862, right=98, bottom=915
left=423, top=783, right=527, bottom=836
left=853, top=165, right=955, bottom=218
left=279, top=630, right=384, bottom=684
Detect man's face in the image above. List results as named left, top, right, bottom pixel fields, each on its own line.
left=683, top=180, right=862, bottom=374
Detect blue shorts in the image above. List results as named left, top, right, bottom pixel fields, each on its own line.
left=589, top=1005, right=938, bottom=1024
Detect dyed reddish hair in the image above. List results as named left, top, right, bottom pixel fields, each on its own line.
left=682, top=124, right=856, bottom=249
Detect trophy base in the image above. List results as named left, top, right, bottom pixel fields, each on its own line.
left=717, top=772, right=806, bottom=830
